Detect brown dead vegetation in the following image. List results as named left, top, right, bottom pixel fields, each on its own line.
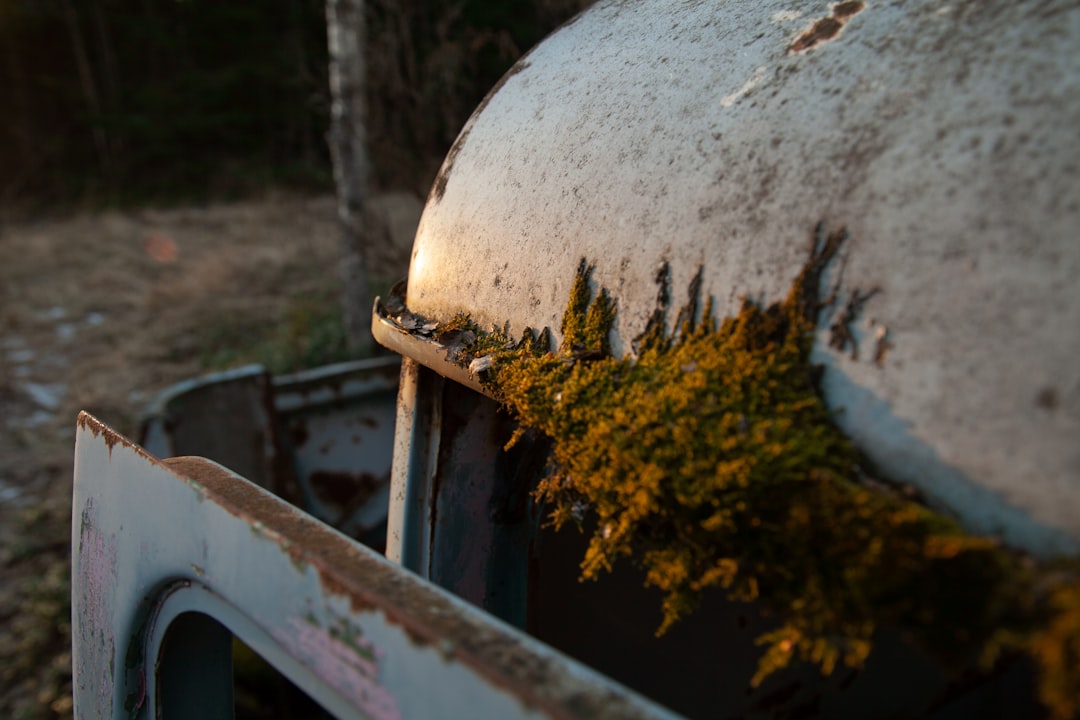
left=0, top=192, right=415, bottom=719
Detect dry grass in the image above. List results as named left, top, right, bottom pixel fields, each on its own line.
left=0, top=192, right=412, bottom=719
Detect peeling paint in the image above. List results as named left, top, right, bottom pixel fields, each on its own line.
left=789, top=1, right=866, bottom=53
left=720, top=65, right=769, bottom=108
left=77, top=499, right=118, bottom=718
left=78, top=411, right=164, bottom=464
left=832, top=1, right=867, bottom=21
left=273, top=617, right=401, bottom=720
left=155, top=451, right=668, bottom=718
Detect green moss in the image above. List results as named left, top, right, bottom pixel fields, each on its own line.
left=425, top=227, right=1079, bottom=718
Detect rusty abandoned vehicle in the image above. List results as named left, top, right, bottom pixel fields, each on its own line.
left=73, top=1, right=1080, bottom=718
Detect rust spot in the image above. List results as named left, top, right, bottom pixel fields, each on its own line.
left=832, top=1, right=866, bottom=20
left=289, top=420, right=309, bottom=447
left=1035, top=387, right=1059, bottom=411
left=78, top=411, right=165, bottom=464
left=789, top=1, right=865, bottom=54
left=309, top=470, right=381, bottom=511
left=260, top=375, right=303, bottom=506
left=790, top=17, right=843, bottom=52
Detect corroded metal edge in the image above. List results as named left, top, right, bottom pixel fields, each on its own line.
left=371, top=296, right=491, bottom=398
left=72, top=412, right=678, bottom=720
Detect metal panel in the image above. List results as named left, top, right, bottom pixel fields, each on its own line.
left=385, top=357, right=537, bottom=630
left=72, top=412, right=678, bottom=720
left=402, top=0, right=1080, bottom=556
left=379, top=348, right=1043, bottom=720
left=273, top=359, right=400, bottom=544
left=139, top=364, right=278, bottom=492
left=139, top=357, right=400, bottom=545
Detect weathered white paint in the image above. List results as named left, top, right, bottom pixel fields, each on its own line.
left=72, top=414, right=674, bottom=719
left=406, top=0, right=1080, bottom=555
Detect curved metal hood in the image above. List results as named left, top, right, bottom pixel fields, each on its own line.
left=399, top=0, right=1080, bottom=555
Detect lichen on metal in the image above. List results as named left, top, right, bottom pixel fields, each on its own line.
left=378, top=228, right=1080, bottom=717
left=375, top=3, right=1080, bottom=710
left=402, top=0, right=1080, bottom=560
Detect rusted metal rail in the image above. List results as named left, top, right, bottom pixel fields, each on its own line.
left=139, top=357, right=400, bottom=547
left=72, top=412, right=677, bottom=719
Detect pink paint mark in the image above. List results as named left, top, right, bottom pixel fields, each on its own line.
left=77, top=503, right=119, bottom=714
left=274, top=617, right=402, bottom=720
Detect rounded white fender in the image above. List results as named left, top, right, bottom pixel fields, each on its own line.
left=404, top=0, right=1080, bottom=556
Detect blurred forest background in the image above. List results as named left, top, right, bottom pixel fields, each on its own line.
left=0, top=0, right=590, bottom=212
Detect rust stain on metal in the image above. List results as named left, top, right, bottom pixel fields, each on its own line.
left=78, top=411, right=169, bottom=465
left=309, top=469, right=381, bottom=514
left=289, top=419, right=310, bottom=448
left=789, top=1, right=865, bottom=53
left=832, top=1, right=866, bottom=20
left=160, top=454, right=659, bottom=719
left=1035, top=387, right=1059, bottom=411
left=260, top=376, right=304, bottom=505
left=791, top=16, right=844, bottom=52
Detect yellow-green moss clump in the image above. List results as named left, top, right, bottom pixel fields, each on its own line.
left=439, top=227, right=1079, bottom=718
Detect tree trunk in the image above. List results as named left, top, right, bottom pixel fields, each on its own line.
left=326, top=0, right=373, bottom=356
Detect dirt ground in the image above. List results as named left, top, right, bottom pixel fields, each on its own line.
left=0, top=192, right=418, bottom=718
